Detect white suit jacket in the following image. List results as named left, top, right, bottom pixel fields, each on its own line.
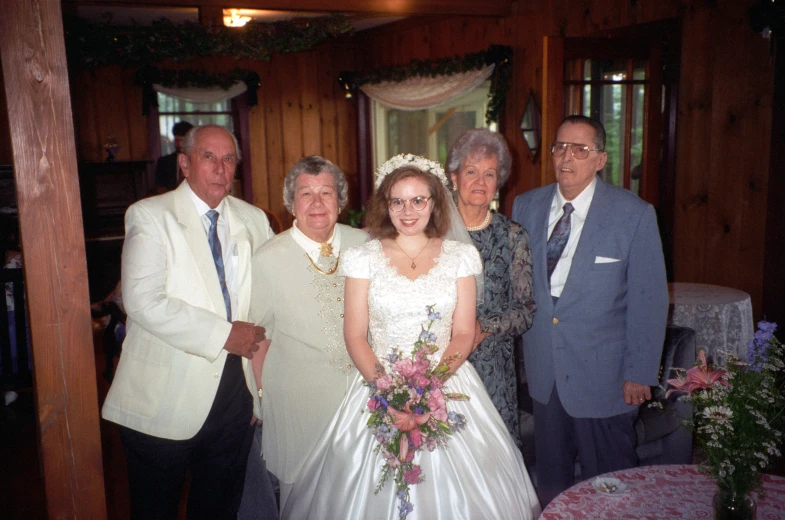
left=102, top=182, right=274, bottom=440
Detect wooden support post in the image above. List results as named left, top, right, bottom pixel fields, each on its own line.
left=0, top=1, right=108, bottom=518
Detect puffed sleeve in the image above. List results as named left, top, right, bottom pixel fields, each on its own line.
left=455, top=241, right=483, bottom=278
left=339, top=241, right=372, bottom=279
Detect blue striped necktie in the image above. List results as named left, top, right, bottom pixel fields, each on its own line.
left=206, top=209, right=232, bottom=321
left=546, top=202, right=575, bottom=284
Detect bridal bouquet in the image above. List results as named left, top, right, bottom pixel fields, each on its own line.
left=666, top=321, right=785, bottom=516
left=365, top=305, right=469, bottom=519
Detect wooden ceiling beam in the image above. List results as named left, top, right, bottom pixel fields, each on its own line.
left=62, top=0, right=513, bottom=17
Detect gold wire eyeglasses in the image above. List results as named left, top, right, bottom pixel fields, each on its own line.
left=388, top=196, right=432, bottom=212
left=550, top=141, right=604, bottom=160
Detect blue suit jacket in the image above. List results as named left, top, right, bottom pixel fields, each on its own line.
left=512, top=178, right=668, bottom=418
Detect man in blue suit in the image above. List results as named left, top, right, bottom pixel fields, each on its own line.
left=512, top=115, right=668, bottom=506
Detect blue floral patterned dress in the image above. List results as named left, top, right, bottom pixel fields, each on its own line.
left=467, top=212, right=536, bottom=447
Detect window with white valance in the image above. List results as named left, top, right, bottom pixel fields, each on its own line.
left=365, top=65, right=497, bottom=171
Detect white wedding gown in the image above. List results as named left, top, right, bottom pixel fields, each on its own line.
left=282, top=240, right=540, bottom=520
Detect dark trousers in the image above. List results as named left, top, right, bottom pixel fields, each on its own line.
left=120, top=354, right=254, bottom=520
left=533, top=385, right=638, bottom=508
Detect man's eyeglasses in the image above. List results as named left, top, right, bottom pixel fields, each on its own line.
left=388, top=196, right=431, bottom=212
left=550, top=141, right=604, bottom=160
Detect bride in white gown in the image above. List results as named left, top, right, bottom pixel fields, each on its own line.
left=282, top=156, right=540, bottom=520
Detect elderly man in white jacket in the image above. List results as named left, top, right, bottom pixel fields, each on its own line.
left=102, top=125, right=274, bottom=520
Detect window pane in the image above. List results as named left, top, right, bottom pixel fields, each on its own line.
left=629, top=85, right=645, bottom=196
left=434, top=110, right=477, bottom=164
left=578, top=83, right=626, bottom=188
left=584, top=59, right=628, bottom=82
left=157, top=93, right=233, bottom=155
left=633, top=60, right=646, bottom=80
left=373, top=82, right=490, bottom=169
left=386, top=110, right=428, bottom=158
left=157, top=93, right=231, bottom=113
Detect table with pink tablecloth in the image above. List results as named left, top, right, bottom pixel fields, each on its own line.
left=540, top=464, right=785, bottom=519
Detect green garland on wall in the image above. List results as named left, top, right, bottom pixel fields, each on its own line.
left=65, top=14, right=353, bottom=69
left=338, top=45, right=513, bottom=124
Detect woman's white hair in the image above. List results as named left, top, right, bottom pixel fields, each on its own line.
left=445, top=129, right=512, bottom=188
left=283, top=156, right=349, bottom=212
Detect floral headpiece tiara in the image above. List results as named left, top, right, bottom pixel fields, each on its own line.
left=375, top=153, right=449, bottom=190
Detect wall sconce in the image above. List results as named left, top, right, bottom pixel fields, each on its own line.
left=520, top=89, right=541, bottom=161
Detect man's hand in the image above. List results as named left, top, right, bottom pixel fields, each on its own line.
left=623, top=380, right=652, bottom=406
left=471, top=320, right=491, bottom=353
left=224, top=321, right=266, bottom=359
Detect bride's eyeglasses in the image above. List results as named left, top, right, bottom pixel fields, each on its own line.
left=388, top=196, right=432, bottom=212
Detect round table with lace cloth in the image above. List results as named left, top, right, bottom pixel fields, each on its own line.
left=668, top=283, right=754, bottom=366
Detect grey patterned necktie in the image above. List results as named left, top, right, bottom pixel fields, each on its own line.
left=206, top=209, right=232, bottom=321
left=546, top=202, right=575, bottom=284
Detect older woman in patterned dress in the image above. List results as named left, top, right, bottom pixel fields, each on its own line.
left=446, top=129, right=536, bottom=447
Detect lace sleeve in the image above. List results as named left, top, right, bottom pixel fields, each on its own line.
left=453, top=241, right=483, bottom=278
left=339, top=241, right=373, bottom=279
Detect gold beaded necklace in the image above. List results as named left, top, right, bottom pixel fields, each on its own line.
left=306, top=251, right=341, bottom=276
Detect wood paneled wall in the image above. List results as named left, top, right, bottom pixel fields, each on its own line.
left=63, top=0, right=776, bottom=318
left=353, top=0, right=775, bottom=319
left=69, top=40, right=358, bottom=230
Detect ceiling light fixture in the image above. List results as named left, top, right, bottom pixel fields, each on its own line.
left=223, top=9, right=252, bottom=27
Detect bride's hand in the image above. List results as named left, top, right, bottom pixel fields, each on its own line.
left=472, top=320, right=490, bottom=352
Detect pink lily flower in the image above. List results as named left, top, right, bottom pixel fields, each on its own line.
left=388, top=404, right=430, bottom=432
left=666, top=350, right=729, bottom=397
left=665, top=373, right=689, bottom=398
left=686, top=350, right=729, bottom=391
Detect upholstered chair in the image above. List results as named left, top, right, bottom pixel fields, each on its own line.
left=634, top=325, right=697, bottom=466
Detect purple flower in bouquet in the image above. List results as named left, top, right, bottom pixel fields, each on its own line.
left=365, top=304, right=469, bottom=519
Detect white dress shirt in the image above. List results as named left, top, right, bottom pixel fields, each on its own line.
left=548, top=176, right=597, bottom=297
left=291, top=220, right=341, bottom=262
left=185, top=181, right=238, bottom=320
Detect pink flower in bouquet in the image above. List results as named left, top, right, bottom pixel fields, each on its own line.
left=409, top=428, right=423, bottom=448
left=404, top=466, right=422, bottom=485
left=389, top=404, right=430, bottom=432
left=375, top=374, right=393, bottom=391
left=398, top=435, right=417, bottom=463
left=428, top=389, right=447, bottom=421
left=367, top=398, right=381, bottom=412
left=394, top=358, right=418, bottom=378
left=414, top=374, right=430, bottom=388
left=383, top=450, right=400, bottom=468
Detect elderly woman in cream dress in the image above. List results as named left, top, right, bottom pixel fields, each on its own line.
left=248, top=156, right=368, bottom=513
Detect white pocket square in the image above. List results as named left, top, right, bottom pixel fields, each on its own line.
left=595, top=256, right=620, bottom=264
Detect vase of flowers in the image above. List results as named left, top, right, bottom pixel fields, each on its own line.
left=666, top=321, right=784, bottom=520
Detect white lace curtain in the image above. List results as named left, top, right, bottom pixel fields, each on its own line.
left=152, top=81, right=247, bottom=103
left=359, top=64, right=495, bottom=111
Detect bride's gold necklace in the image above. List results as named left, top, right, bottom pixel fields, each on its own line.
left=305, top=251, right=340, bottom=275
left=394, top=238, right=430, bottom=270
